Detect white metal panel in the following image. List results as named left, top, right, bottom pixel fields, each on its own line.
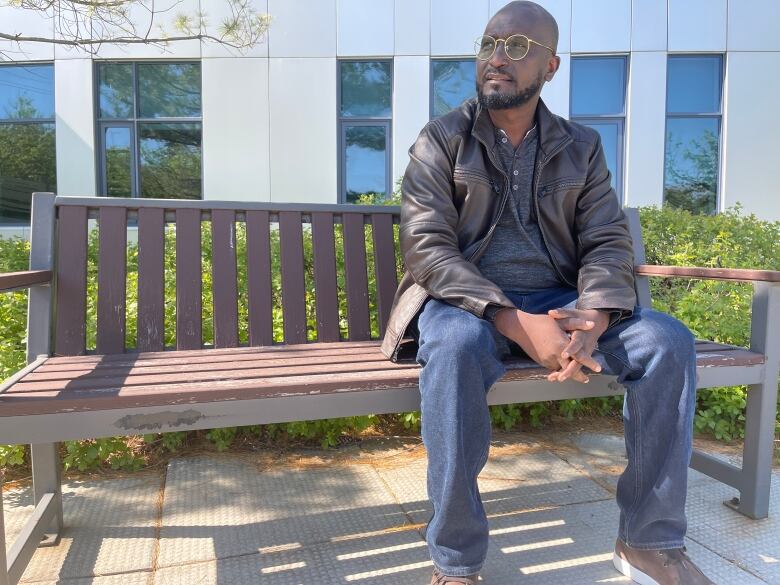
left=392, top=56, right=430, bottom=185
left=624, top=51, right=666, bottom=208
left=269, top=58, right=337, bottom=203
left=431, top=0, right=489, bottom=56
left=338, top=0, right=394, bottom=57
left=728, top=0, right=780, bottom=52
left=631, top=0, right=666, bottom=52
left=489, top=0, right=572, bottom=54
left=201, top=0, right=269, bottom=58
left=571, top=0, right=630, bottom=53
left=0, top=4, right=55, bottom=60
left=91, top=0, right=201, bottom=59
left=722, top=52, right=780, bottom=221
left=668, top=0, right=727, bottom=52
left=54, top=59, right=97, bottom=197
left=268, top=0, right=337, bottom=58
left=202, top=58, right=270, bottom=202
left=395, top=0, right=430, bottom=56
left=540, top=52, right=569, bottom=118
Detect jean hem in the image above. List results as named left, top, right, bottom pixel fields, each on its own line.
left=432, top=562, right=483, bottom=577
left=618, top=536, right=686, bottom=551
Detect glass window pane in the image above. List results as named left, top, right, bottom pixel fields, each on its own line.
left=98, top=63, right=134, bottom=119
left=582, top=121, right=619, bottom=193
left=139, top=123, right=202, bottom=199
left=138, top=63, right=202, bottom=119
left=0, top=123, right=57, bottom=224
left=571, top=57, right=626, bottom=116
left=667, top=56, right=722, bottom=114
left=0, top=65, right=55, bottom=120
left=432, top=60, right=476, bottom=118
left=345, top=125, right=387, bottom=203
left=664, top=117, right=719, bottom=214
left=340, top=61, right=392, bottom=118
left=104, top=127, right=133, bottom=197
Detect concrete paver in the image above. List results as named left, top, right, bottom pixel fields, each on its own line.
left=3, top=430, right=777, bottom=584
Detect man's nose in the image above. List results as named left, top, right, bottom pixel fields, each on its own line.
left=488, top=40, right=509, bottom=68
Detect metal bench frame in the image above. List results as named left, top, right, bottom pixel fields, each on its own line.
left=1, top=193, right=778, bottom=585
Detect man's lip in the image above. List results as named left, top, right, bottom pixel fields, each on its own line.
left=485, top=74, right=512, bottom=81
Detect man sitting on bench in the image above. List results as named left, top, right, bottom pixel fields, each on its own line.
left=379, top=2, right=715, bottom=584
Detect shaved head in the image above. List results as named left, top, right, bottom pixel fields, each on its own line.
left=489, top=1, right=558, bottom=55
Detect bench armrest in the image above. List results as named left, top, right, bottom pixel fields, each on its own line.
left=635, top=265, right=780, bottom=283
left=0, top=269, right=53, bottom=293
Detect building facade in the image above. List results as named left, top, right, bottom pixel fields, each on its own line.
left=1, top=0, right=779, bottom=239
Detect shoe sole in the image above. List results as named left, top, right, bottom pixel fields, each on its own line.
left=612, top=552, right=660, bottom=585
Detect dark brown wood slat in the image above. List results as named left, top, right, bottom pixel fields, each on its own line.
left=0, top=270, right=52, bottom=292
left=371, top=213, right=397, bottom=338
left=137, top=207, right=165, bottom=352
left=175, top=208, right=202, bottom=350
left=311, top=212, right=340, bottom=342
left=636, top=265, right=780, bottom=283
left=96, top=207, right=127, bottom=354
left=343, top=213, right=370, bottom=341
left=279, top=211, right=307, bottom=344
left=13, top=358, right=412, bottom=392
left=245, top=210, right=274, bottom=346
left=211, top=209, right=239, bottom=348
left=27, top=353, right=398, bottom=381
left=54, top=205, right=88, bottom=356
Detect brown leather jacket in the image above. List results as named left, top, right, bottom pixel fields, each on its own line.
left=380, top=97, right=636, bottom=362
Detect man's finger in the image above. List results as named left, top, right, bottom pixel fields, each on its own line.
left=552, top=316, right=595, bottom=331
left=561, top=336, right=585, bottom=360
left=572, top=350, right=602, bottom=373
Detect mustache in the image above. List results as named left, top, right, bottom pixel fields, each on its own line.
left=482, top=67, right=514, bottom=81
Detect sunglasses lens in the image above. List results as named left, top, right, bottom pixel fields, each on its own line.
left=505, top=35, right=529, bottom=59
left=476, top=36, right=496, bottom=60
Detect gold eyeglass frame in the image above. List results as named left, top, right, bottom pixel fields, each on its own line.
left=475, top=34, right=556, bottom=61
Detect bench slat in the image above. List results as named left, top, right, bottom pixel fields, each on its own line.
left=211, top=209, right=239, bottom=348
left=97, top=207, right=127, bottom=354
left=246, top=210, right=274, bottom=346
left=371, top=213, right=397, bottom=338
left=279, top=211, right=308, bottom=344
left=175, top=208, right=202, bottom=350
left=54, top=205, right=88, bottom=356
left=311, top=212, right=341, bottom=342
left=343, top=213, right=370, bottom=341
left=137, top=207, right=166, bottom=352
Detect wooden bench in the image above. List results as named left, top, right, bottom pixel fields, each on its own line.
left=0, top=192, right=778, bottom=585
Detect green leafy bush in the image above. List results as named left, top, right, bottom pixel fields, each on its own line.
left=1, top=204, right=778, bottom=471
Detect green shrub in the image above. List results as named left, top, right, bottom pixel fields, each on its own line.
left=1, top=203, right=778, bottom=471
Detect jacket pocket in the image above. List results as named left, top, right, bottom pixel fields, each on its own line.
left=538, top=176, right=586, bottom=198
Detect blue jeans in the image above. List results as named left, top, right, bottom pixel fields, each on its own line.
left=414, top=287, right=697, bottom=576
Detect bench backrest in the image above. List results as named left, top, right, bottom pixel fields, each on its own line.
left=31, top=194, right=648, bottom=357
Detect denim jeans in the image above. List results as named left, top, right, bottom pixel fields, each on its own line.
left=414, top=287, right=697, bottom=576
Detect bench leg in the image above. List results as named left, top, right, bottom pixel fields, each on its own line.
left=1, top=477, right=8, bottom=585
left=31, top=444, right=63, bottom=546
left=727, top=282, right=780, bottom=519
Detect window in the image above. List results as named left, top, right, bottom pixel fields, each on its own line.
left=96, top=62, right=202, bottom=199
left=0, top=64, right=56, bottom=225
left=570, top=56, right=628, bottom=202
left=338, top=60, right=392, bottom=203
left=431, top=59, right=476, bottom=118
left=664, top=55, right=723, bottom=215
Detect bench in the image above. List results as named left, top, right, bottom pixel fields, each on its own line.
left=1, top=192, right=778, bottom=585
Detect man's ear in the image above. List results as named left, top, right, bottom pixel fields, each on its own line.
left=544, top=55, right=561, bottom=82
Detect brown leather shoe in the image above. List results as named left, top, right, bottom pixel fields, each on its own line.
left=613, top=538, right=716, bottom=584
left=429, top=568, right=480, bottom=584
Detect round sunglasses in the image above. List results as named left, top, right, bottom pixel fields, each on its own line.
left=475, top=34, right=556, bottom=61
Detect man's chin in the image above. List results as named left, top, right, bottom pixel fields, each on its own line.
left=477, top=91, right=531, bottom=110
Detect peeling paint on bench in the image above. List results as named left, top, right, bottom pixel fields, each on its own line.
left=114, top=409, right=205, bottom=431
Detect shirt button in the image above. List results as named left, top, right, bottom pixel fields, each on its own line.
left=513, top=185, right=518, bottom=191
left=513, top=170, right=519, bottom=176
left=501, top=137, right=507, bottom=143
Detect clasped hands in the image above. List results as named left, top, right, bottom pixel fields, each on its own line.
left=493, top=306, right=610, bottom=384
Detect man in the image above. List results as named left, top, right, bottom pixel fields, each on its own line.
left=379, top=2, right=715, bottom=584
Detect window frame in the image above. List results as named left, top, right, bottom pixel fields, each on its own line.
left=0, top=62, right=57, bottom=227
left=337, top=59, right=393, bottom=204
left=569, top=54, right=629, bottom=204
left=662, top=53, right=725, bottom=214
left=94, top=61, right=203, bottom=200
left=429, top=57, right=477, bottom=120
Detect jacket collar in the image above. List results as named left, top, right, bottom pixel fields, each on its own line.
left=471, top=96, right=572, bottom=162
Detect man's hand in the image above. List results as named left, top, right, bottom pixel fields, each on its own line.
left=494, top=309, right=590, bottom=383
left=547, top=308, right=610, bottom=383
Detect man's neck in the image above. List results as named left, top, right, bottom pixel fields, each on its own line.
left=487, top=98, right=538, bottom=148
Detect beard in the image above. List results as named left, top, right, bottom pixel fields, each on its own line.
left=477, top=71, right=544, bottom=110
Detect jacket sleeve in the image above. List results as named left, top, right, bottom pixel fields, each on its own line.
left=574, top=132, right=637, bottom=320
left=399, top=121, right=515, bottom=318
